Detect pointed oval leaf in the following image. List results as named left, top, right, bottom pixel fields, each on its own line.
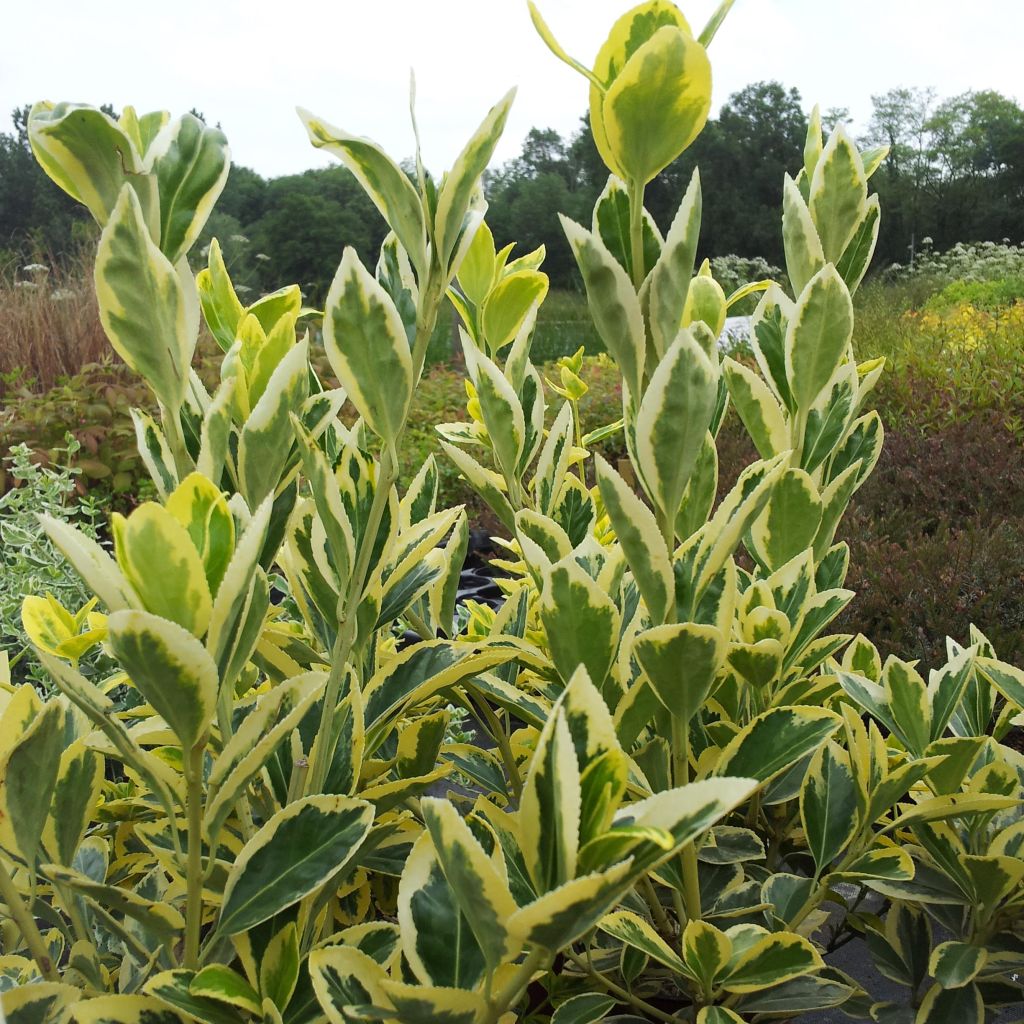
left=107, top=609, right=218, bottom=750
left=324, top=248, right=412, bottom=445
left=219, top=795, right=374, bottom=935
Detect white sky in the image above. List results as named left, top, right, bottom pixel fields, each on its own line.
left=3, top=1, right=1022, bottom=179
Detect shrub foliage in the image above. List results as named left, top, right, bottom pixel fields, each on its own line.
left=1, top=5, right=1023, bottom=1024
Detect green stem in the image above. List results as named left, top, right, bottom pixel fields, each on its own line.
left=160, top=401, right=193, bottom=480
left=57, top=882, right=92, bottom=946
left=0, top=858, right=59, bottom=981
left=487, top=947, right=547, bottom=1022
left=472, top=693, right=523, bottom=803
left=566, top=948, right=680, bottom=1024
left=305, top=446, right=398, bottom=795
left=307, top=269, right=446, bottom=797
left=404, top=609, right=436, bottom=641
left=184, top=743, right=205, bottom=969
left=672, top=714, right=702, bottom=924
left=641, top=875, right=675, bottom=940
left=570, top=399, right=588, bottom=487
left=627, top=179, right=647, bottom=290
left=288, top=757, right=310, bottom=804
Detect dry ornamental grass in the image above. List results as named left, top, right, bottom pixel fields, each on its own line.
left=0, top=247, right=111, bottom=392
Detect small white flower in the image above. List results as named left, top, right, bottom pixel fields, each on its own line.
left=21, top=262, right=49, bottom=275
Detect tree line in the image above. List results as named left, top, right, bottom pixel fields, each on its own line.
left=2, top=81, right=1022, bottom=299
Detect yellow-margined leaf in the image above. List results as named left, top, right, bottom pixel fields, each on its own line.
left=380, top=980, right=486, bottom=1024
left=145, top=969, right=247, bottom=1024
left=929, top=941, right=988, bottom=990
left=324, top=248, right=412, bottom=445
left=508, top=860, right=634, bottom=953
left=602, top=24, right=711, bottom=186
left=595, top=455, right=672, bottom=624
left=439, top=440, right=516, bottom=532
left=434, top=89, right=516, bottom=271
left=635, top=328, right=717, bottom=525
left=218, top=795, right=373, bottom=936
left=259, top=922, right=300, bottom=1012
left=698, top=1008, right=745, bottom=1024
left=720, top=932, right=823, bottom=992
left=748, top=468, right=822, bottom=572
left=910, top=981, right=983, bottom=1024
left=520, top=706, right=581, bottom=893
left=95, top=185, right=197, bottom=410
left=28, top=102, right=154, bottom=228
left=165, top=472, right=235, bottom=598
left=0, top=701, right=63, bottom=870
left=148, top=113, right=230, bottom=264
left=299, top=109, right=427, bottom=277
left=1, top=983, right=82, bottom=1024
left=462, top=337, right=525, bottom=480
left=205, top=495, right=273, bottom=673
left=836, top=194, right=880, bottom=295
left=559, top=666, right=629, bottom=846
left=238, top=337, right=310, bottom=507
left=68, top=995, right=187, bottom=1024
left=588, top=1, right=694, bottom=179
left=611, top=777, right=757, bottom=876
left=560, top=215, right=645, bottom=397
left=308, top=946, right=393, bottom=1024
left=715, top=706, right=842, bottom=784
left=599, top=910, right=688, bottom=975
left=682, top=919, right=732, bottom=993
left=43, top=739, right=104, bottom=866
left=800, top=740, right=859, bottom=874
left=197, top=238, right=244, bottom=352
left=397, top=832, right=486, bottom=989
left=808, top=127, right=868, bottom=264
left=784, top=265, right=854, bottom=413
left=722, top=359, right=787, bottom=460
left=205, top=672, right=326, bottom=842
left=107, top=609, right=218, bottom=751
left=539, top=557, right=620, bottom=689
left=593, top=174, right=662, bottom=280
left=782, top=174, right=825, bottom=297
left=131, top=408, right=178, bottom=500
left=633, top=622, right=724, bottom=725
left=646, top=168, right=701, bottom=358
left=112, top=503, right=212, bottom=636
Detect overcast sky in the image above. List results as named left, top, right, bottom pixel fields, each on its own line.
left=4, top=1, right=1022, bottom=179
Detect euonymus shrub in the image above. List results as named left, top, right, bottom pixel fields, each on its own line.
left=2, top=4, right=1023, bottom=1023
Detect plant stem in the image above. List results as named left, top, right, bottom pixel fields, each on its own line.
left=472, top=693, right=523, bottom=803
left=160, top=401, right=193, bottom=480
left=570, top=399, right=588, bottom=487
left=566, top=948, right=680, bottom=1024
left=488, top=946, right=547, bottom=1022
left=0, top=858, right=59, bottom=981
left=306, top=267, right=445, bottom=797
left=672, top=714, right=702, bottom=924
left=305, top=446, right=398, bottom=795
left=641, top=875, right=675, bottom=940
left=184, top=742, right=205, bottom=969
left=628, top=180, right=647, bottom=290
